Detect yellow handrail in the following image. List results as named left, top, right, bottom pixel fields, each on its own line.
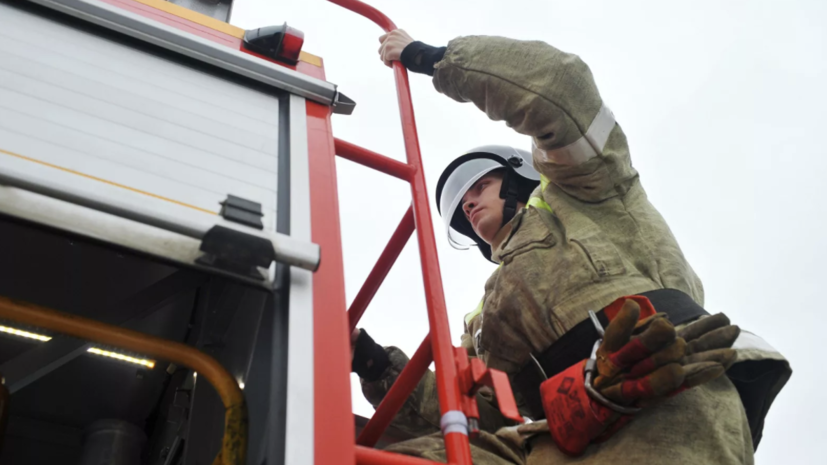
left=0, top=296, right=246, bottom=465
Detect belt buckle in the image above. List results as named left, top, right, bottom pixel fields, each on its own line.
left=583, top=310, right=642, bottom=415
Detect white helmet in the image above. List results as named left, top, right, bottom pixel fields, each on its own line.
left=435, top=146, right=541, bottom=262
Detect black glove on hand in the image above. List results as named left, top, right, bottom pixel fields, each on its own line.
left=351, top=329, right=391, bottom=381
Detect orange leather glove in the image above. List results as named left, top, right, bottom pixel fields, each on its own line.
left=541, top=296, right=739, bottom=456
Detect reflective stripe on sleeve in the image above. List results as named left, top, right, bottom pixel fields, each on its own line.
left=534, top=103, right=616, bottom=165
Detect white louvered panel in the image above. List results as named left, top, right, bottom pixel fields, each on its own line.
left=0, top=2, right=279, bottom=232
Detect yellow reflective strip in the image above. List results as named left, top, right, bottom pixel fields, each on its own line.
left=0, top=148, right=217, bottom=215
left=464, top=263, right=504, bottom=326
left=527, top=196, right=553, bottom=213
left=530, top=176, right=553, bottom=213
left=464, top=299, right=484, bottom=326
left=131, top=0, right=246, bottom=38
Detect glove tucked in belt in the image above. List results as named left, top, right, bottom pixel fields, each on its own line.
left=540, top=296, right=740, bottom=456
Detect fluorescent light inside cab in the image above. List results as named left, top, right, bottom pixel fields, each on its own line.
left=0, top=326, right=155, bottom=369
left=0, top=325, right=52, bottom=342
left=87, top=347, right=155, bottom=369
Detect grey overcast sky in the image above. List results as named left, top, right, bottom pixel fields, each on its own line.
left=231, top=1, right=825, bottom=462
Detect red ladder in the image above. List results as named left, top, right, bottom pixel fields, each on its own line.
left=325, top=1, right=522, bottom=464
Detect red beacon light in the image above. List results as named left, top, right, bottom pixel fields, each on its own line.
left=243, top=23, right=305, bottom=64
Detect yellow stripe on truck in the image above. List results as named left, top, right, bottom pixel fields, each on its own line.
left=0, top=148, right=217, bottom=215
left=132, top=0, right=246, bottom=38
left=130, top=0, right=323, bottom=67
left=298, top=52, right=323, bottom=67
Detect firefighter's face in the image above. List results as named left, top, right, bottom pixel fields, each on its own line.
left=462, top=171, right=506, bottom=244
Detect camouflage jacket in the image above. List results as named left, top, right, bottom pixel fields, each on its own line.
left=361, top=36, right=758, bottom=464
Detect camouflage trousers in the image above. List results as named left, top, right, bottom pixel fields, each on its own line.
left=383, top=426, right=583, bottom=465
left=384, top=377, right=754, bottom=465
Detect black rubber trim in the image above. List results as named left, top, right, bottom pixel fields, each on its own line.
left=265, top=92, right=293, bottom=465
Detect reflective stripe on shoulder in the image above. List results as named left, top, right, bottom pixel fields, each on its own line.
left=527, top=196, right=553, bottom=213
left=464, top=264, right=505, bottom=326
left=533, top=103, right=616, bottom=165
left=464, top=299, right=484, bottom=326
left=540, top=175, right=550, bottom=193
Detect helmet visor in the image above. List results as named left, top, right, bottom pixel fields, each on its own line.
left=439, top=158, right=504, bottom=249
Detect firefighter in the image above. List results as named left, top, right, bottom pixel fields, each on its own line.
left=351, top=31, right=790, bottom=464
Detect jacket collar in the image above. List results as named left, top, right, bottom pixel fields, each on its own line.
left=490, top=208, right=527, bottom=263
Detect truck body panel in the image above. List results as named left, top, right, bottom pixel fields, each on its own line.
left=0, top=0, right=338, bottom=463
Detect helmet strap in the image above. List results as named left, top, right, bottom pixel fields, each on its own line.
left=500, top=171, right=520, bottom=227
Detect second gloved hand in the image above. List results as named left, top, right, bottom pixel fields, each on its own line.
left=599, top=310, right=740, bottom=407
left=540, top=298, right=681, bottom=456
left=540, top=295, right=742, bottom=456
left=540, top=296, right=742, bottom=456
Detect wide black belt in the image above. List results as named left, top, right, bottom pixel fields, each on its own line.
left=511, top=288, right=790, bottom=450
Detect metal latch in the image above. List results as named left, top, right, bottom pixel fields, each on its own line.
left=454, top=347, right=523, bottom=437
left=219, top=195, right=264, bottom=230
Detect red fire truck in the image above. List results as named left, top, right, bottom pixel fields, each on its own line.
left=0, top=0, right=518, bottom=463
